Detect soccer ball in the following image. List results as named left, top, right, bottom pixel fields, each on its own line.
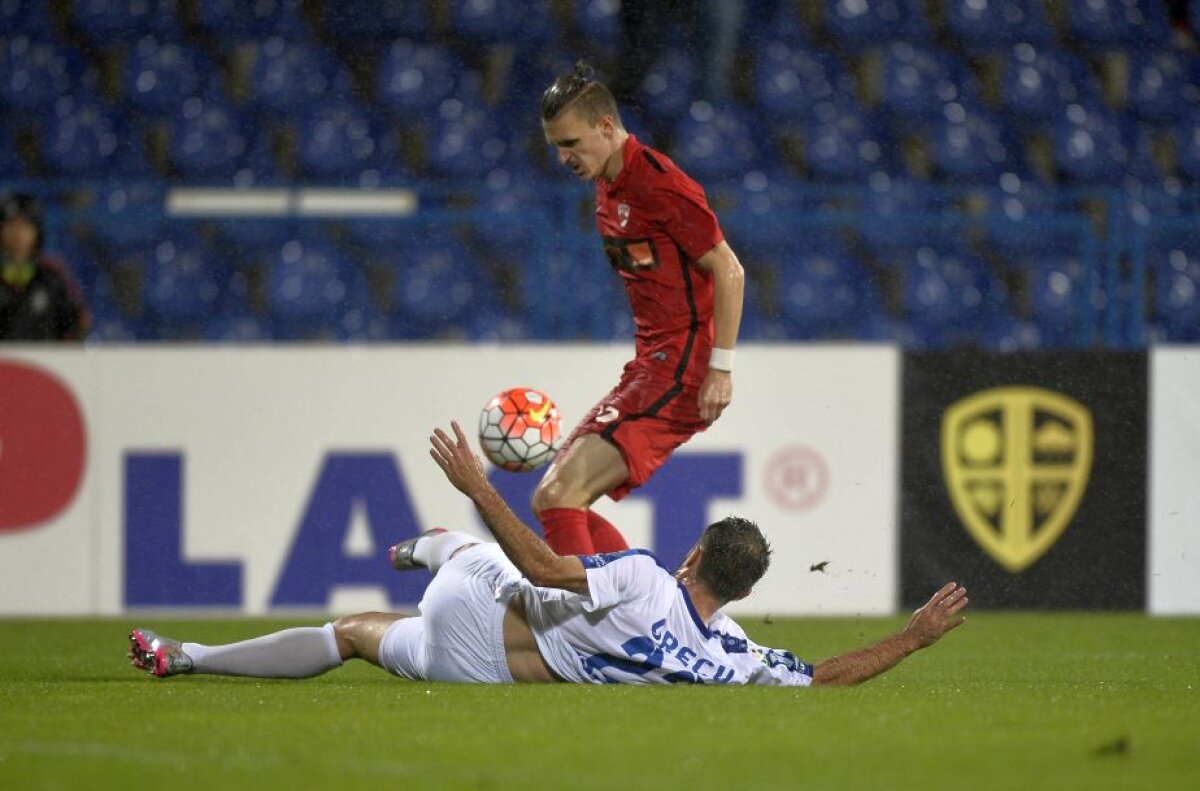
left=478, top=387, right=564, bottom=472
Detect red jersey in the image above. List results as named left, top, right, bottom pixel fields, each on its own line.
left=594, top=134, right=724, bottom=390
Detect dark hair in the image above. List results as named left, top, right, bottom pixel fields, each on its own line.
left=0, top=193, right=44, bottom=252
left=695, top=516, right=772, bottom=602
left=540, top=61, right=623, bottom=127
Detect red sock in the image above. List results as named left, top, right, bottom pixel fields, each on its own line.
left=538, top=508, right=594, bottom=555
left=587, top=510, right=629, bottom=553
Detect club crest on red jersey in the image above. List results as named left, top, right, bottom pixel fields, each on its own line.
left=617, top=203, right=630, bottom=229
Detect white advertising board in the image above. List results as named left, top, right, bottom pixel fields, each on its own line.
left=1149, top=347, right=1200, bottom=615
left=0, top=345, right=899, bottom=616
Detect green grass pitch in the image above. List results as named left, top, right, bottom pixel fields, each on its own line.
left=1, top=614, right=1197, bottom=790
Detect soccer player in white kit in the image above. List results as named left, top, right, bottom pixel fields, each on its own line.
left=129, top=422, right=969, bottom=686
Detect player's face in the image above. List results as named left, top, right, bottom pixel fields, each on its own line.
left=0, top=216, right=37, bottom=261
left=543, top=109, right=620, bottom=182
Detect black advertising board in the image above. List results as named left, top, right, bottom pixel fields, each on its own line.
left=901, top=352, right=1147, bottom=609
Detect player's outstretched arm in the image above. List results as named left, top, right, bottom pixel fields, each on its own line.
left=429, top=420, right=588, bottom=594
left=811, top=582, right=968, bottom=686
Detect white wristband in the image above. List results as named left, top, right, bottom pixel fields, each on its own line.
left=708, top=347, right=734, bottom=372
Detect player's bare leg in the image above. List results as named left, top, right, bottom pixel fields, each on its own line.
left=532, top=434, right=630, bottom=554
left=332, top=612, right=411, bottom=666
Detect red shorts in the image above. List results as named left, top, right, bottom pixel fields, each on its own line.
left=561, top=365, right=709, bottom=501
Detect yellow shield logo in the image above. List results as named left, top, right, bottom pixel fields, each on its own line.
left=941, top=387, right=1093, bottom=573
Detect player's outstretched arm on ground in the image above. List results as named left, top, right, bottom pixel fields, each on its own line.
left=429, top=420, right=588, bottom=593
left=811, top=582, right=969, bottom=687
left=695, top=241, right=744, bottom=424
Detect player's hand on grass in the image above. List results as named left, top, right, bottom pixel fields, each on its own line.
left=902, top=582, right=969, bottom=650
left=698, top=369, right=732, bottom=424
left=430, top=420, right=489, bottom=497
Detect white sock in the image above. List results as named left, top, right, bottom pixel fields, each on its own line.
left=412, top=531, right=480, bottom=574
left=184, top=623, right=343, bottom=678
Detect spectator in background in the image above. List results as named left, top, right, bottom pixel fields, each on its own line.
left=0, top=194, right=89, bottom=341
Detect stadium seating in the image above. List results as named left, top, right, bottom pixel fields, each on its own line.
left=803, top=102, right=890, bottom=181
left=70, top=0, right=181, bottom=41
left=6, top=0, right=1197, bottom=349
left=824, top=0, right=929, bottom=49
left=391, top=238, right=483, bottom=338
left=144, top=230, right=227, bottom=332
left=323, top=0, right=427, bottom=43
left=1, top=37, right=99, bottom=115
left=248, top=37, right=355, bottom=114
left=123, top=37, right=214, bottom=114
left=0, top=1, right=56, bottom=38
left=376, top=39, right=468, bottom=114
left=264, top=232, right=353, bottom=338
left=672, top=101, right=767, bottom=181
left=1147, top=228, right=1200, bottom=342
left=931, top=104, right=1019, bottom=182
left=754, top=42, right=852, bottom=122
left=945, top=0, right=1053, bottom=49
left=168, top=96, right=249, bottom=180
left=1066, top=0, right=1171, bottom=48
left=1000, top=43, right=1100, bottom=122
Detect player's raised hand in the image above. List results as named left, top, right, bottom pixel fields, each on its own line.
left=902, top=582, right=969, bottom=649
left=698, top=369, right=732, bottom=424
left=430, top=420, right=489, bottom=496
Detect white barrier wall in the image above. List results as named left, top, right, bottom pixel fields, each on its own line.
left=1149, top=348, right=1200, bottom=615
left=0, top=345, right=900, bottom=616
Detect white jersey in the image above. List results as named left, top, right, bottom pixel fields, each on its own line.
left=499, top=550, right=814, bottom=686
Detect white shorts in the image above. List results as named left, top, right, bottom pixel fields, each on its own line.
left=378, top=544, right=520, bottom=683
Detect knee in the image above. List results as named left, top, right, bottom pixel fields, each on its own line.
left=532, top=475, right=576, bottom=513
left=331, top=612, right=378, bottom=660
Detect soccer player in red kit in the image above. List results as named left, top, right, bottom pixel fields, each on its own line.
left=532, top=63, right=745, bottom=556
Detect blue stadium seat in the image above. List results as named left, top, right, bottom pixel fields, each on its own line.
left=424, top=96, right=511, bottom=179
left=881, top=44, right=975, bottom=121
left=0, top=1, right=56, bottom=38
left=984, top=173, right=1080, bottom=260
left=824, top=0, right=929, bottom=49
left=249, top=37, right=354, bottom=113
left=673, top=101, right=767, bottom=181
left=391, top=239, right=483, bottom=338
left=89, top=191, right=164, bottom=251
left=296, top=101, right=379, bottom=181
left=265, top=233, right=352, bottom=336
left=858, top=175, right=956, bottom=261
left=1126, top=50, right=1192, bottom=124
left=932, top=104, right=1018, bottom=181
left=575, top=0, right=622, bottom=59
left=169, top=95, right=248, bottom=180
left=777, top=250, right=878, bottom=338
left=1176, top=112, right=1200, bottom=183
left=144, top=231, right=226, bottom=329
left=1148, top=229, right=1200, bottom=341
left=377, top=39, right=467, bottom=115
left=324, top=0, right=427, bottom=42
left=219, top=219, right=294, bottom=264
left=639, top=48, right=696, bottom=122
left=202, top=313, right=274, bottom=342
left=1001, top=44, right=1099, bottom=122
left=901, top=246, right=1009, bottom=348
left=0, top=123, right=23, bottom=176
left=41, top=94, right=121, bottom=176
left=123, top=37, right=214, bottom=114
left=1067, top=0, right=1170, bottom=48
left=0, top=37, right=96, bottom=113
left=1025, top=256, right=1092, bottom=347
left=945, top=0, right=1052, bottom=49
left=1052, top=103, right=1130, bottom=184
left=453, top=0, right=552, bottom=44
left=754, top=42, right=852, bottom=123
left=195, top=0, right=308, bottom=40
left=803, top=102, right=890, bottom=181
left=71, top=0, right=181, bottom=41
